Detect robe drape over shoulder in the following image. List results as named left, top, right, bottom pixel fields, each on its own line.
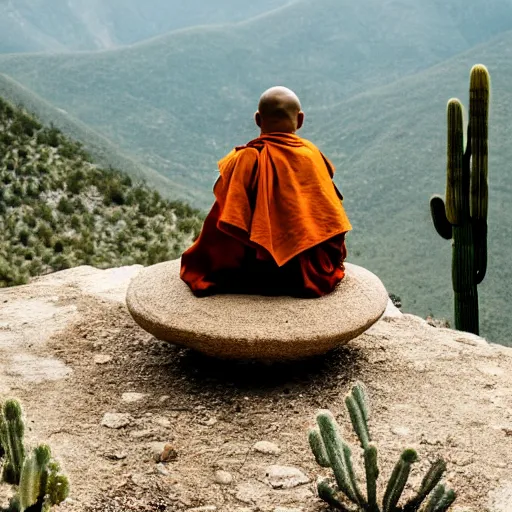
left=180, top=133, right=352, bottom=297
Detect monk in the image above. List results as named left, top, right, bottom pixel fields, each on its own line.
left=180, top=86, right=352, bottom=298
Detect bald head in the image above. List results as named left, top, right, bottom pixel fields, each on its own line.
left=255, top=86, right=304, bottom=134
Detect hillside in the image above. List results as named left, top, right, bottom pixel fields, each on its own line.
left=0, top=0, right=289, bottom=53
left=1, top=0, right=511, bottom=342
left=0, top=0, right=511, bottom=204
left=0, top=96, right=203, bottom=287
left=0, top=73, right=200, bottom=202
left=308, top=32, right=512, bottom=345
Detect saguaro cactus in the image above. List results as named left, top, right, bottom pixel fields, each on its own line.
left=430, top=64, right=490, bottom=335
left=0, top=399, right=26, bottom=485
left=309, top=382, right=456, bottom=511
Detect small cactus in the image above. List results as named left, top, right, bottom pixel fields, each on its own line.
left=19, top=444, right=70, bottom=512
left=0, top=399, right=70, bottom=512
left=0, top=399, right=26, bottom=485
left=309, top=382, right=456, bottom=512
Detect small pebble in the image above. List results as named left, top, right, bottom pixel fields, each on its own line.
left=254, top=441, right=280, bottom=455
left=121, top=392, right=147, bottom=403
left=214, top=470, right=233, bottom=485
left=101, top=413, right=131, bottom=429
left=94, top=354, right=113, bottom=365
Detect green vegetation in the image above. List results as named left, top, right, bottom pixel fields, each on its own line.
left=431, top=65, right=490, bottom=335
left=0, top=400, right=69, bottom=512
left=309, top=383, right=456, bottom=512
left=0, top=97, right=203, bottom=287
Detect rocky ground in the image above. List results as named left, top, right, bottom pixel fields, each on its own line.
left=0, top=265, right=511, bottom=512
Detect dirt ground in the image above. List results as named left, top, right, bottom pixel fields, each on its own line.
left=0, top=265, right=511, bottom=512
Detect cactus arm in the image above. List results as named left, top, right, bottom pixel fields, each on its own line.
left=19, top=445, right=52, bottom=511
left=0, top=400, right=26, bottom=485
left=403, top=459, right=446, bottom=512
left=345, top=394, right=370, bottom=450
left=421, top=484, right=448, bottom=512
left=352, top=382, right=370, bottom=422
left=430, top=196, right=452, bottom=240
left=469, top=64, right=490, bottom=222
left=19, top=452, right=40, bottom=510
left=342, top=443, right=367, bottom=508
left=316, top=411, right=359, bottom=505
left=382, top=448, right=418, bottom=512
left=309, top=428, right=331, bottom=468
left=364, top=444, right=380, bottom=512
left=317, top=478, right=352, bottom=511
left=431, top=488, right=456, bottom=512
left=445, top=99, right=465, bottom=225
left=46, top=466, right=70, bottom=507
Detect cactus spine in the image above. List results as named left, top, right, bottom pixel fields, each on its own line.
left=430, top=64, right=490, bottom=335
left=0, top=399, right=26, bottom=485
left=309, top=382, right=456, bottom=512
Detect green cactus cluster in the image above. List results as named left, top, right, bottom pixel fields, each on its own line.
left=430, top=64, right=490, bottom=335
left=0, top=399, right=69, bottom=512
left=309, top=382, right=456, bottom=512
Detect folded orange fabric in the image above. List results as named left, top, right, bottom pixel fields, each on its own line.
left=180, top=133, right=352, bottom=296
left=215, top=133, right=352, bottom=266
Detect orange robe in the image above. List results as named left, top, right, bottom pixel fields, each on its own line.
left=180, top=133, right=352, bottom=297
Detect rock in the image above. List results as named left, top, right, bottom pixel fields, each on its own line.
left=94, top=354, right=113, bottom=364
left=156, top=463, right=169, bottom=476
left=266, top=465, right=309, bottom=489
left=253, top=441, right=280, bottom=455
left=154, top=416, right=171, bottom=427
left=187, top=507, right=217, bottom=512
left=160, top=443, right=178, bottom=462
left=121, top=392, right=147, bottom=403
left=202, top=417, right=218, bottom=427
left=274, top=508, right=303, bottom=512
left=101, top=413, right=131, bottom=429
left=488, top=482, right=512, bottom=512
left=391, top=426, right=410, bottom=437
left=214, top=470, right=233, bottom=485
left=126, top=260, right=388, bottom=360
left=149, top=442, right=178, bottom=462
left=104, top=452, right=127, bottom=461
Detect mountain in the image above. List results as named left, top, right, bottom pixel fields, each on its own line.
left=0, top=73, right=200, bottom=202
left=1, top=0, right=511, bottom=342
left=0, top=96, right=203, bottom=287
left=0, top=0, right=511, bottom=204
left=0, top=0, right=290, bottom=53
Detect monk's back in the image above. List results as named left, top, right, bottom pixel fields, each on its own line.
left=180, top=87, right=352, bottom=298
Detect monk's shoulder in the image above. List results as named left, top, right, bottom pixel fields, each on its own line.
left=298, top=137, right=323, bottom=154
left=220, top=146, right=258, bottom=166
left=298, top=138, right=335, bottom=176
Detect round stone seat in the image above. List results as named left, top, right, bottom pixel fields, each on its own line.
left=126, top=259, right=388, bottom=361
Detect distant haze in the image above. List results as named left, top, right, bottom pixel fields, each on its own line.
left=0, top=0, right=289, bottom=53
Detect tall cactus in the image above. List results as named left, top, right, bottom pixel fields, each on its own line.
left=0, top=399, right=26, bottom=485
left=430, top=64, right=490, bottom=335
left=309, top=382, right=456, bottom=512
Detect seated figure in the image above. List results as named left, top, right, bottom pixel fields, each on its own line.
left=180, top=86, right=352, bottom=298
